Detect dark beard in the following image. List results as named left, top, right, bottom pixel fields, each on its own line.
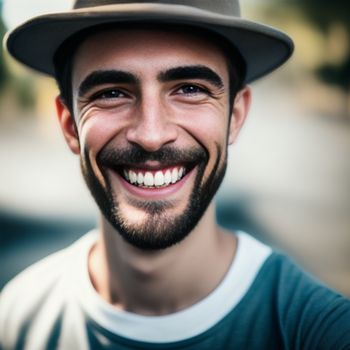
left=81, top=143, right=226, bottom=250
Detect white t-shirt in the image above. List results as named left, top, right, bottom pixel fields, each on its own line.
left=1, top=231, right=349, bottom=350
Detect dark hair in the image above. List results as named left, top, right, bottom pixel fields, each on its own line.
left=53, top=23, right=246, bottom=115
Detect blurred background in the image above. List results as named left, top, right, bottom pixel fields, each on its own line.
left=0, top=0, right=349, bottom=295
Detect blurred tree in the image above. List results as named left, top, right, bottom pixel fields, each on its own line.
left=292, top=0, right=350, bottom=32
left=0, top=3, right=8, bottom=91
left=0, top=1, right=35, bottom=112
left=274, top=0, right=350, bottom=92
left=295, top=0, right=350, bottom=92
left=265, top=0, right=350, bottom=118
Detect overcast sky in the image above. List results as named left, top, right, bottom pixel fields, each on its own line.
left=2, top=0, right=73, bottom=29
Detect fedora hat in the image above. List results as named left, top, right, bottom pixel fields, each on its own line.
left=5, top=0, right=294, bottom=83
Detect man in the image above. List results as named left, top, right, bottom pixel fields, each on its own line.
left=1, top=1, right=349, bottom=349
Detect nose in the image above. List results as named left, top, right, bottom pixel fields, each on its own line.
left=126, top=93, right=178, bottom=152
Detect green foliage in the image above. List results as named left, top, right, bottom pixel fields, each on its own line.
left=287, top=0, right=350, bottom=31
left=13, top=77, right=36, bottom=109
left=0, top=4, right=35, bottom=111
left=0, top=9, right=8, bottom=91
left=271, top=0, right=350, bottom=91
left=317, top=58, right=350, bottom=91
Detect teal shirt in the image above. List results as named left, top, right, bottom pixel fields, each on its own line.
left=1, top=232, right=350, bottom=350
left=83, top=253, right=350, bottom=349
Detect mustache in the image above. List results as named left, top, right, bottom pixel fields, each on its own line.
left=97, top=144, right=208, bottom=168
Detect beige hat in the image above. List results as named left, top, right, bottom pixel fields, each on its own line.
left=5, top=0, right=294, bottom=82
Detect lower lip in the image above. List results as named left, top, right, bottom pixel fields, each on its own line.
left=117, top=169, right=194, bottom=200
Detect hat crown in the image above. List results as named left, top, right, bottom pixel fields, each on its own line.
left=74, top=0, right=241, bottom=17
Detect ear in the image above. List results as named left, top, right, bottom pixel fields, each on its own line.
left=228, top=86, right=251, bottom=145
left=55, top=96, right=80, bottom=154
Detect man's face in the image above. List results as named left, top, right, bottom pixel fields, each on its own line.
left=67, top=28, right=242, bottom=250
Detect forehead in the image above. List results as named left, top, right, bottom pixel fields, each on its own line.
left=72, top=27, right=230, bottom=83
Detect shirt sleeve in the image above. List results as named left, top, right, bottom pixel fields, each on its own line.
left=274, top=254, right=350, bottom=349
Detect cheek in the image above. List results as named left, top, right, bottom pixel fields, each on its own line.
left=173, top=102, right=229, bottom=140
left=177, top=109, right=228, bottom=160
left=78, top=113, right=126, bottom=185
left=78, top=112, right=125, bottom=155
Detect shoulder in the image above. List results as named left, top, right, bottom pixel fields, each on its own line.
left=235, top=235, right=350, bottom=348
left=260, top=251, right=346, bottom=300
left=257, top=250, right=350, bottom=311
left=256, top=250, right=350, bottom=348
left=0, top=231, right=97, bottom=347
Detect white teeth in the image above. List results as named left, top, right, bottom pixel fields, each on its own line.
left=144, top=172, right=154, bottom=186
left=137, top=172, right=144, bottom=185
left=164, top=170, right=172, bottom=185
left=178, top=167, right=184, bottom=179
left=124, top=167, right=186, bottom=187
left=129, top=170, right=137, bottom=184
left=171, top=168, right=178, bottom=184
left=154, top=171, right=165, bottom=186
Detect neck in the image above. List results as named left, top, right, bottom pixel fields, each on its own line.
left=88, top=204, right=237, bottom=316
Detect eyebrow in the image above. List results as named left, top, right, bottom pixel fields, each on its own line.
left=158, top=65, right=224, bottom=88
left=78, top=70, right=138, bottom=97
left=77, top=65, right=224, bottom=97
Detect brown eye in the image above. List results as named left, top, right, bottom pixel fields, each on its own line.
left=178, top=85, right=207, bottom=95
left=94, top=89, right=126, bottom=100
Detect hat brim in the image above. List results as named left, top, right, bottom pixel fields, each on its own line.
left=5, top=3, right=294, bottom=83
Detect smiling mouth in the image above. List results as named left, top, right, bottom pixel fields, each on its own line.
left=120, top=165, right=191, bottom=189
